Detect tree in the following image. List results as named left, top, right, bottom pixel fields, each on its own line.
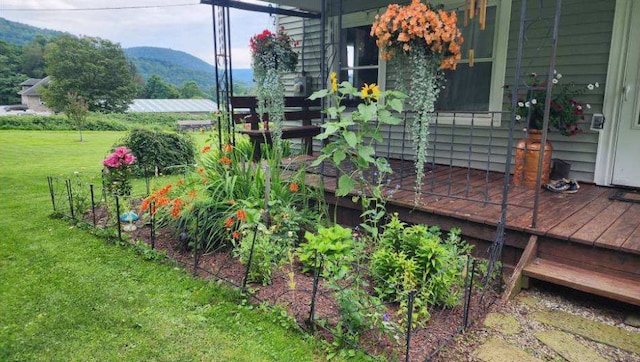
left=143, top=75, right=180, bottom=99
left=43, top=35, right=138, bottom=113
left=64, top=92, right=89, bottom=142
left=21, top=35, right=48, bottom=78
left=180, top=80, right=204, bottom=99
left=0, top=41, right=28, bottom=105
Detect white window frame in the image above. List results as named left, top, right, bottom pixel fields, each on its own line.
left=333, top=11, right=387, bottom=92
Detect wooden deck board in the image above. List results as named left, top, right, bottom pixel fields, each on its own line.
left=523, top=258, right=640, bottom=306
left=527, top=185, right=609, bottom=233
left=306, top=160, right=640, bottom=256
left=596, top=203, right=640, bottom=252
left=621, top=224, right=640, bottom=255
left=546, top=194, right=614, bottom=241
left=571, top=202, right=632, bottom=246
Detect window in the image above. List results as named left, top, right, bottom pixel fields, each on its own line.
left=435, top=0, right=511, bottom=125
left=334, top=11, right=386, bottom=95
left=340, top=25, right=379, bottom=90
left=436, top=6, right=497, bottom=112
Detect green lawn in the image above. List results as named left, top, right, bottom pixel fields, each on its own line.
left=0, top=131, right=349, bottom=361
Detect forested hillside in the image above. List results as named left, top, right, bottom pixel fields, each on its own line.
left=0, top=17, right=254, bottom=105
left=0, top=18, right=70, bottom=45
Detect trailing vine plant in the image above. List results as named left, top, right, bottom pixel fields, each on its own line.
left=371, top=0, right=464, bottom=203
left=249, top=27, right=298, bottom=157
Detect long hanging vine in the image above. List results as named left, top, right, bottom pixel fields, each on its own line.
left=371, top=0, right=463, bottom=204
left=408, top=49, right=442, bottom=202
left=250, top=28, right=298, bottom=157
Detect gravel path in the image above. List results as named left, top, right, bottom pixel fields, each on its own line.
left=434, top=282, right=640, bottom=361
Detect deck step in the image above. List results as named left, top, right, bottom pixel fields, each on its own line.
left=523, top=258, right=640, bottom=306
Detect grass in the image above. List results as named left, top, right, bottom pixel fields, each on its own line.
left=0, top=130, right=363, bottom=361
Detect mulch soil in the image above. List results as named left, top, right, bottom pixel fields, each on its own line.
left=86, top=208, right=499, bottom=362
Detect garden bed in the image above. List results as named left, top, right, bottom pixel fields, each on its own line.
left=109, top=216, right=499, bottom=362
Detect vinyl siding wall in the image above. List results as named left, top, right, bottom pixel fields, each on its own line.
left=278, top=0, right=614, bottom=182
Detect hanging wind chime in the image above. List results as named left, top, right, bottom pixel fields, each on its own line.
left=464, top=0, right=488, bottom=67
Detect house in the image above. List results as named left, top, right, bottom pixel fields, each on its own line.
left=18, top=76, right=50, bottom=112
left=204, top=0, right=640, bottom=306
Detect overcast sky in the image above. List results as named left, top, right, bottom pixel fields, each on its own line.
left=1, top=0, right=274, bottom=69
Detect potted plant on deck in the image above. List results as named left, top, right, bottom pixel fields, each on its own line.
left=511, top=71, right=597, bottom=188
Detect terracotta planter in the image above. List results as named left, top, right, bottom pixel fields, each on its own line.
left=513, top=130, right=553, bottom=188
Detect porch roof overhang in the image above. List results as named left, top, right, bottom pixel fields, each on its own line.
left=266, top=0, right=414, bottom=14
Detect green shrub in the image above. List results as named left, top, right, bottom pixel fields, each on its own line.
left=370, top=214, right=472, bottom=324
left=297, top=224, right=354, bottom=276
left=0, top=112, right=211, bottom=131
left=121, top=128, right=196, bottom=175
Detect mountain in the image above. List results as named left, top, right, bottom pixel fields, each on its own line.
left=125, top=46, right=254, bottom=90
left=0, top=18, right=70, bottom=45
left=125, top=47, right=215, bottom=74
left=0, top=18, right=254, bottom=93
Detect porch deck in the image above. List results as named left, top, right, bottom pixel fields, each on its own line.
left=307, top=161, right=640, bottom=255
left=299, top=158, right=640, bottom=304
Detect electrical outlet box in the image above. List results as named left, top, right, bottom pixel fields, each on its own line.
left=293, top=75, right=313, bottom=97
left=590, top=113, right=606, bottom=131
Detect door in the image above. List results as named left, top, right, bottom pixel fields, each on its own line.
left=611, top=1, right=640, bottom=187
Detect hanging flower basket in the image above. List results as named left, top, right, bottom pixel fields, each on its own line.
left=371, top=0, right=464, bottom=202
left=250, top=28, right=298, bottom=153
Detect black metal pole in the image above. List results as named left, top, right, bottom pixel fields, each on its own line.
left=66, top=179, right=75, bottom=220
left=193, top=211, right=200, bottom=276
left=115, top=196, right=122, bottom=241
left=308, top=251, right=322, bottom=329
left=242, top=225, right=259, bottom=291
left=90, top=184, right=96, bottom=227
left=145, top=167, right=150, bottom=196
left=462, top=257, right=475, bottom=329
left=405, top=290, right=417, bottom=362
left=47, top=176, right=56, bottom=212
left=150, top=201, right=156, bottom=249
left=532, top=0, right=562, bottom=228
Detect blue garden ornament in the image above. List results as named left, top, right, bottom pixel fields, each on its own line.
left=120, top=211, right=139, bottom=231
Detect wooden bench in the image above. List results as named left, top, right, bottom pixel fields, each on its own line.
left=231, top=96, right=322, bottom=161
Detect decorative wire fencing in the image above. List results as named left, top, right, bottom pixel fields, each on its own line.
left=47, top=174, right=502, bottom=361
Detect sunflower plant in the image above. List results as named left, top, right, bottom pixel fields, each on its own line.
left=309, top=73, right=407, bottom=239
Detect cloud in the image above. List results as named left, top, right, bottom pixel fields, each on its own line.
left=1, top=0, right=271, bottom=69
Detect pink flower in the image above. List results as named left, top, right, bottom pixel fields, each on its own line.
left=103, top=147, right=135, bottom=168
left=114, top=147, right=131, bottom=157
left=123, top=153, right=136, bottom=165
left=102, top=154, right=122, bottom=168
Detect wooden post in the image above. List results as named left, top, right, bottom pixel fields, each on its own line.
left=501, top=234, right=538, bottom=303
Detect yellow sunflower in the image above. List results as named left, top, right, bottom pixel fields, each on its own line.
left=360, top=83, right=380, bottom=100
left=330, top=72, right=338, bottom=92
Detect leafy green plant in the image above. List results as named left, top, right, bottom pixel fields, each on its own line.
left=121, top=128, right=196, bottom=176
left=370, top=214, right=472, bottom=324
left=309, top=72, right=406, bottom=239
left=297, top=224, right=354, bottom=276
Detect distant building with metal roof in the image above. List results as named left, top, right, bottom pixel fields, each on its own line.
left=127, top=99, right=218, bottom=114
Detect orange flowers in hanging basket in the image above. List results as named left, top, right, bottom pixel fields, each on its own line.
left=371, top=0, right=464, bottom=69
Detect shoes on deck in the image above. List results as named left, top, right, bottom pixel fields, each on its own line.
left=545, top=178, right=580, bottom=194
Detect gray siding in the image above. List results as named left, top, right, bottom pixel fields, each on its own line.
left=278, top=0, right=614, bottom=182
